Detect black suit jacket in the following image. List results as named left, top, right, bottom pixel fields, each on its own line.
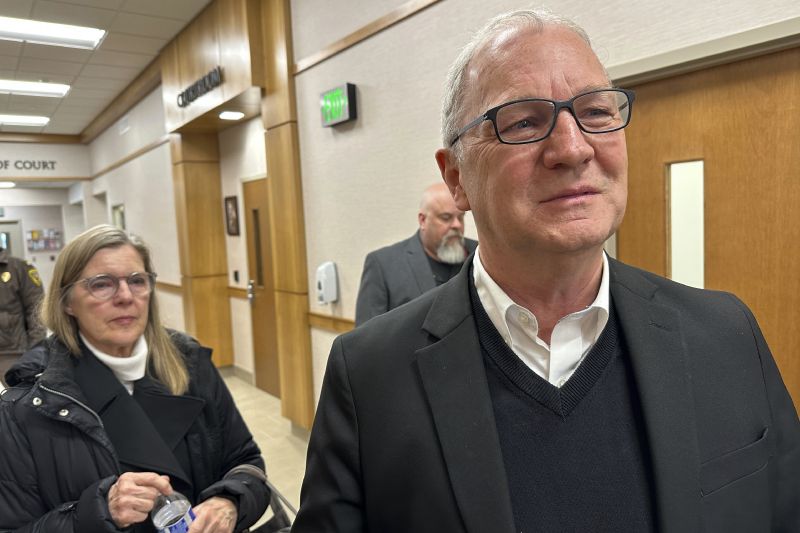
left=294, top=257, right=800, bottom=533
left=354, top=231, right=478, bottom=325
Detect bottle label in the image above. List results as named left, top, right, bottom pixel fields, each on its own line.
left=158, top=508, right=195, bottom=533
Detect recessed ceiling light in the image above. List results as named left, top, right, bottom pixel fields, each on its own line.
left=0, top=182, right=16, bottom=189
left=0, top=16, right=105, bottom=50
left=219, top=111, right=245, bottom=121
left=0, top=114, right=50, bottom=126
left=0, top=79, right=70, bottom=98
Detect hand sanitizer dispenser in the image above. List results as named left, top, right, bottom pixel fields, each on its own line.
left=315, top=261, right=339, bottom=304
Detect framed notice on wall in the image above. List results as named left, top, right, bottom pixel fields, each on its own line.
left=224, top=196, right=240, bottom=236
left=26, top=229, right=62, bottom=251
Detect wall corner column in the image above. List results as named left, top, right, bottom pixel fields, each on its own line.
left=170, top=132, right=234, bottom=367
left=261, top=0, right=315, bottom=429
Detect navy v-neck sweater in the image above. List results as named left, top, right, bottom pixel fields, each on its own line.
left=471, top=281, right=657, bottom=532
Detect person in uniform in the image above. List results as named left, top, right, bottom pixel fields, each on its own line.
left=0, top=245, right=45, bottom=354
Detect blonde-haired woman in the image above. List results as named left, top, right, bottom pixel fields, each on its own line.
left=0, top=225, right=269, bottom=533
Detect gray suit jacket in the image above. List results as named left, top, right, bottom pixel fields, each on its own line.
left=295, top=257, right=800, bottom=533
left=354, top=231, right=478, bottom=325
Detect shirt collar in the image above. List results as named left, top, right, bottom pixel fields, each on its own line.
left=472, top=247, right=610, bottom=344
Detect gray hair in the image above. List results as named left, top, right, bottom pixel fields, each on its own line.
left=440, top=8, right=592, bottom=157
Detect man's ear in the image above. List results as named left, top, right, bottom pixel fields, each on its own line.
left=435, top=148, right=471, bottom=212
left=418, top=211, right=426, bottom=228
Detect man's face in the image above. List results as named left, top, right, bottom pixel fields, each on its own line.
left=439, top=26, right=628, bottom=260
left=419, top=189, right=466, bottom=261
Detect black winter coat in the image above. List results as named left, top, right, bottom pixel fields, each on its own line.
left=0, top=332, right=270, bottom=532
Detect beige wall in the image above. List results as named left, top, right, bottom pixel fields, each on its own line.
left=310, top=328, right=337, bottom=404
left=88, top=88, right=167, bottom=174
left=291, top=0, right=408, bottom=60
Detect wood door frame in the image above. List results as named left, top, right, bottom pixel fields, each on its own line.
left=243, top=178, right=281, bottom=397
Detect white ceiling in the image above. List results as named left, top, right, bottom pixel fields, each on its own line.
left=0, top=0, right=214, bottom=135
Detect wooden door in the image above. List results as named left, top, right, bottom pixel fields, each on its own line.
left=243, top=179, right=281, bottom=397
left=618, top=46, right=800, bottom=407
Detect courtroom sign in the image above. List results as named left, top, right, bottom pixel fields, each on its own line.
left=0, top=143, right=90, bottom=178
left=0, top=160, right=56, bottom=171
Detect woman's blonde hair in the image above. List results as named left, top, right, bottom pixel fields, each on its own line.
left=41, top=224, right=189, bottom=394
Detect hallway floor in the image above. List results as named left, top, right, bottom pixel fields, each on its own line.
left=223, top=371, right=309, bottom=516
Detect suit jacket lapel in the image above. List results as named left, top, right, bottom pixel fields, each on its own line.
left=609, top=260, right=702, bottom=533
left=405, top=231, right=436, bottom=295
left=416, top=266, right=516, bottom=533
left=73, top=351, right=199, bottom=489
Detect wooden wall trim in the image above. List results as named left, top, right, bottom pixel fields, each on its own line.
left=293, top=0, right=442, bottom=74
left=0, top=133, right=81, bottom=144
left=91, top=135, right=170, bottom=179
left=308, top=312, right=354, bottom=334
left=80, top=57, right=163, bottom=144
left=610, top=17, right=800, bottom=87
left=156, top=280, right=183, bottom=295
left=228, top=286, right=248, bottom=299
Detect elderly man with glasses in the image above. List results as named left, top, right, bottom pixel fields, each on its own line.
left=294, top=8, right=799, bottom=533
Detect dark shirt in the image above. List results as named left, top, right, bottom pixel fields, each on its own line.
left=426, top=254, right=463, bottom=286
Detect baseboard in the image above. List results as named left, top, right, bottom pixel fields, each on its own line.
left=232, top=365, right=255, bottom=385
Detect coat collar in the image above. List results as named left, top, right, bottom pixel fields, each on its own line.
left=415, top=257, right=701, bottom=533
left=404, top=231, right=437, bottom=295
left=72, top=346, right=204, bottom=489
left=416, top=258, right=516, bottom=533
left=608, top=258, right=701, bottom=532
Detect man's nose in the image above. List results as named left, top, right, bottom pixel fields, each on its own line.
left=541, top=110, right=594, bottom=169
left=451, top=216, right=464, bottom=231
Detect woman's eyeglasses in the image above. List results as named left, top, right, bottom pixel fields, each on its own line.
left=66, top=272, right=157, bottom=300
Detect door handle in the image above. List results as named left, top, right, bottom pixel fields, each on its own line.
left=246, top=280, right=255, bottom=302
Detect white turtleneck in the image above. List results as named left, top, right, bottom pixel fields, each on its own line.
left=80, top=333, right=148, bottom=394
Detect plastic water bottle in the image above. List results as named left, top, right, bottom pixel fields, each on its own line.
left=151, top=491, right=196, bottom=533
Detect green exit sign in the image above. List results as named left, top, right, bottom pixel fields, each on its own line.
left=320, top=83, right=357, bottom=127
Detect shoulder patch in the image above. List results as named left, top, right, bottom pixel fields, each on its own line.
left=1, top=271, right=9, bottom=283
left=27, top=268, right=41, bottom=287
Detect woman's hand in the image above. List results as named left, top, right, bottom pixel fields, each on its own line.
left=108, top=472, right=172, bottom=528
left=188, top=496, right=237, bottom=533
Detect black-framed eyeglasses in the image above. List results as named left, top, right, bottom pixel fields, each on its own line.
left=449, top=88, right=635, bottom=147
left=67, top=272, right=157, bottom=301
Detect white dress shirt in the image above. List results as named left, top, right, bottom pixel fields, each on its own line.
left=473, top=249, right=610, bottom=387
